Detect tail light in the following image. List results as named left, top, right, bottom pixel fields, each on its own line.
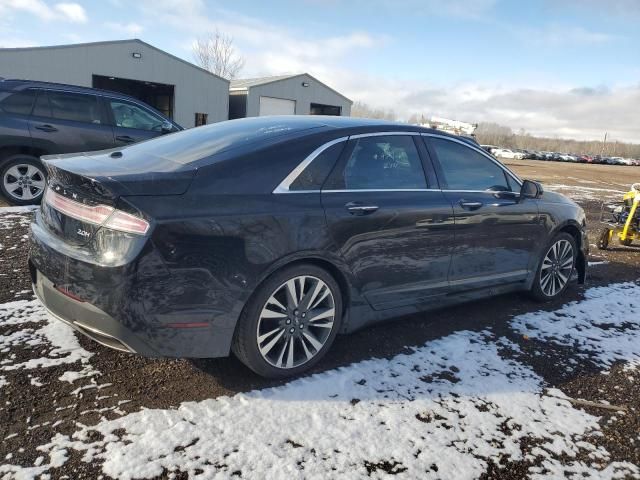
left=44, top=188, right=149, bottom=235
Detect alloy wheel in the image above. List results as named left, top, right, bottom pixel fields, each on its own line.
left=540, top=239, right=574, bottom=297
left=3, top=164, right=46, bottom=201
left=256, top=275, right=336, bottom=369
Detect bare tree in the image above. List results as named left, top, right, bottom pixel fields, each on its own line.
left=351, top=101, right=397, bottom=121
left=193, top=30, right=245, bottom=80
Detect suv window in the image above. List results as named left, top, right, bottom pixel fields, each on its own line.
left=108, top=98, right=166, bottom=132
left=45, top=91, right=102, bottom=124
left=0, top=89, right=36, bottom=115
left=430, top=137, right=511, bottom=191
left=335, top=135, right=427, bottom=190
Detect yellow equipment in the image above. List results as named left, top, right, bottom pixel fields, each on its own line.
left=598, top=183, right=640, bottom=249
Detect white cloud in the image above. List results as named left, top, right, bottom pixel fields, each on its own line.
left=0, top=0, right=87, bottom=23
left=54, top=2, right=87, bottom=23
left=105, top=21, right=144, bottom=36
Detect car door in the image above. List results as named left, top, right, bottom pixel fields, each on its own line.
left=104, top=97, right=172, bottom=147
left=424, top=135, right=545, bottom=290
left=28, top=89, right=115, bottom=154
left=322, top=133, right=455, bottom=310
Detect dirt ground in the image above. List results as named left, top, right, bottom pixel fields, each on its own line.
left=1, top=159, right=639, bottom=479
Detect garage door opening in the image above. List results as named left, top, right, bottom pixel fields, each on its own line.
left=92, top=75, right=175, bottom=119
left=310, top=103, right=341, bottom=116
left=259, top=96, right=296, bottom=116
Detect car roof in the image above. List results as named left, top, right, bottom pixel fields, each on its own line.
left=196, top=115, right=474, bottom=141
left=0, top=78, right=146, bottom=102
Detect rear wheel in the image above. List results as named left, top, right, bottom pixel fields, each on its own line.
left=232, top=264, right=342, bottom=378
left=0, top=155, right=47, bottom=205
left=530, top=233, right=576, bottom=301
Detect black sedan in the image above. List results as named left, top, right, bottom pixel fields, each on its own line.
left=28, top=116, right=588, bottom=378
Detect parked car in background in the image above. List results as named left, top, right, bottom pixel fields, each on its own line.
left=0, top=79, right=182, bottom=205
left=480, top=144, right=498, bottom=154
left=29, top=116, right=588, bottom=378
left=492, top=148, right=525, bottom=160
left=578, top=155, right=593, bottom=163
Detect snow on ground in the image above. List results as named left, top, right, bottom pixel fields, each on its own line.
left=0, top=209, right=33, bottom=231
left=0, top=299, right=94, bottom=371
left=2, top=283, right=640, bottom=479
left=545, top=184, right=626, bottom=202
left=512, top=283, right=640, bottom=370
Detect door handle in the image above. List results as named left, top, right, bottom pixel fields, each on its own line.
left=345, top=202, right=378, bottom=215
left=459, top=200, right=483, bottom=211
left=115, top=135, right=135, bottom=143
left=34, top=124, right=58, bottom=132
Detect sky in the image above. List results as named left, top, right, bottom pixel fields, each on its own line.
left=0, top=0, right=639, bottom=142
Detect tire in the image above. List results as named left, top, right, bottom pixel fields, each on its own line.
left=232, top=264, right=343, bottom=378
left=529, top=232, right=577, bottom=302
left=0, top=155, right=47, bottom=205
left=597, top=228, right=611, bottom=250
left=620, top=238, right=633, bottom=247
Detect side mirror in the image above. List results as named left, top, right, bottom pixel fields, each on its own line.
left=161, top=121, right=174, bottom=134
left=520, top=179, right=543, bottom=200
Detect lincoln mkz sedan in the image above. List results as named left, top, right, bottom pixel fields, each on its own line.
left=28, top=116, right=588, bottom=378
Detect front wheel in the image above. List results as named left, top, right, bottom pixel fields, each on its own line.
left=530, top=233, right=576, bottom=302
left=232, top=264, right=342, bottom=378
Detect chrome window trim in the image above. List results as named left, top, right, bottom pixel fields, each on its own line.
left=348, top=131, right=421, bottom=139
left=322, top=188, right=441, bottom=193
left=272, top=130, right=524, bottom=195
left=273, top=136, right=349, bottom=194
left=421, top=133, right=523, bottom=188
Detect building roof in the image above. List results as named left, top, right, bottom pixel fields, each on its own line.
left=230, top=73, right=352, bottom=103
left=230, top=75, right=298, bottom=89
left=0, top=39, right=229, bottom=84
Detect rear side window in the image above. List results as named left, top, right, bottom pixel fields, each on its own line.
left=328, top=135, right=427, bottom=190
left=47, top=91, right=101, bottom=124
left=289, top=141, right=346, bottom=191
left=32, top=91, right=52, bottom=117
left=430, top=137, right=511, bottom=191
left=0, top=90, right=36, bottom=115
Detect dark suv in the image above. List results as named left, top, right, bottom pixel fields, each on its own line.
left=0, top=79, right=182, bottom=205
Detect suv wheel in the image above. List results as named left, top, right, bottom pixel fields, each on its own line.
left=232, top=264, right=342, bottom=378
left=530, top=232, right=576, bottom=301
left=0, top=155, right=47, bottom=205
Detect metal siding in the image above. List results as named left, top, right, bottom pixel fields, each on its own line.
left=0, top=41, right=229, bottom=128
left=245, top=74, right=351, bottom=117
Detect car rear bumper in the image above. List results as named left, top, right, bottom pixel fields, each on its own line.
left=32, top=269, right=149, bottom=355
left=28, top=219, right=238, bottom=359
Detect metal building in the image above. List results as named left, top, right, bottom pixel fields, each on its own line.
left=229, top=74, right=352, bottom=119
left=0, top=39, right=229, bottom=128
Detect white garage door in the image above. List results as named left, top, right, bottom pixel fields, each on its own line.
left=259, top=96, right=296, bottom=116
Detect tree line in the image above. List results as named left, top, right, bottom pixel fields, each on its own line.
left=475, top=122, right=640, bottom=158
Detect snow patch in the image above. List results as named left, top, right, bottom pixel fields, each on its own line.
left=512, top=282, right=640, bottom=369
left=19, top=331, right=637, bottom=479
left=0, top=299, right=94, bottom=371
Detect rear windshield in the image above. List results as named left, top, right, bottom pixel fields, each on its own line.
left=121, top=117, right=323, bottom=165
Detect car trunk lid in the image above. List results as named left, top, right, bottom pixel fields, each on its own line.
left=40, top=148, right=197, bottom=246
